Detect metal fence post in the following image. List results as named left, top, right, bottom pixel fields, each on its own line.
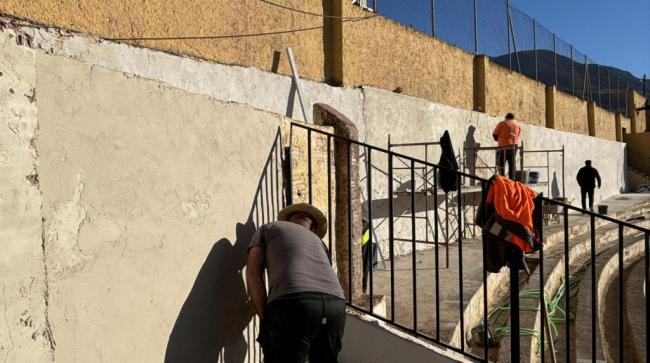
left=506, top=0, right=512, bottom=70
left=570, top=45, right=575, bottom=96
left=533, top=19, right=538, bottom=81
left=431, top=0, right=436, bottom=37
left=553, top=34, right=558, bottom=85
left=473, top=0, right=478, bottom=54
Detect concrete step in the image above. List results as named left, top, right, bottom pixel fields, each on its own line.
left=452, top=193, right=650, bottom=361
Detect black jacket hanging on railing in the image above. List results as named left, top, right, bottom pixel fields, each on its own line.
left=476, top=176, right=543, bottom=274
left=438, top=130, right=459, bottom=193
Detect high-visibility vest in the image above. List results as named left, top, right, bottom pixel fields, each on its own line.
left=361, top=226, right=370, bottom=246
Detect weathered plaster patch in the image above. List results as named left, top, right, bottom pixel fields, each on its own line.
left=181, top=193, right=211, bottom=225
left=44, top=176, right=90, bottom=278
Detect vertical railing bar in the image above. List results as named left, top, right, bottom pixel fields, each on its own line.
left=327, top=135, right=333, bottom=264
left=445, top=195, right=450, bottom=268
left=388, top=153, right=396, bottom=323
left=347, top=142, right=353, bottom=304
left=618, top=224, right=624, bottom=363
left=368, top=147, right=374, bottom=314
left=539, top=200, right=546, bottom=363
left=269, top=146, right=277, bottom=221
left=411, top=159, right=418, bottom=332
left=644, top=233, right=650, bottom=357
left=590, top=215, right=596, bottom=363
left=457, top=173, right=465, bottom=352
left=563, top=207, right=570, bottom=363
left=433, top=166, right=440, bottom=341
left=307, top=129, right=313, bottom=205
left=481, top=181, right=489, bottom=361
left=260, top=174, right=266, bottom=225
left=276, top=135, right=281, bottom=210
left=266, top=161, right=271, bottom=222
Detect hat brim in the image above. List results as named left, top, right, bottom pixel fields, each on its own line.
left=278, top=203, right=328, bottom=239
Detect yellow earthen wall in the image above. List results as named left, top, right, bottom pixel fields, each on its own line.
left=621, top=116, right=632, bottom=136
left=341, top=5, right=474, bottom=110
left=593, top=105, right=616, bottom=141
left=0, top=0, right=327, bottom=82
left=625, top=133, right=650, bottom=159
left=485, top=62, right=546, bottom=126
left=554, top=91, right=589, bottom=135
left=633, top=91, right=648, bottom=133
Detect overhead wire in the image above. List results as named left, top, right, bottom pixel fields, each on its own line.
left=258, top=0, right=373, bottom=20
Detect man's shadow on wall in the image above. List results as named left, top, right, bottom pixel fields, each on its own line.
left=165, top=130, right=281, bottom=363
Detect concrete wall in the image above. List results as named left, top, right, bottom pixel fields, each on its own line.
left=0, top=29, right=53, bottom=363
left=554, top=91, right=589, bottom=135
left=361, top=87, right=626, bottom=255
left=0, top=0, right=328, bottom=82
left=485, top=62, right=546, bottom=126
left=341, top=6, right=475, bottom=111
left=1, top=26, right=293, bottom=362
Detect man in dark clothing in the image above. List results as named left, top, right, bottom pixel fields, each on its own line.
left=247, top=203, right=345, bottom=363
left=576, top=160, right=602, bottom=212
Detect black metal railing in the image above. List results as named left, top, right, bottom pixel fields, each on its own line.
left=289, top=122, right=650, bottom=362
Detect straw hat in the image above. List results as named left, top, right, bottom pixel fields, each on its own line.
left=278, top=203, right=327, bottom=238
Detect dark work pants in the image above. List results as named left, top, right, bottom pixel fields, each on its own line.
left=258, top=292, right=346, bottom=363
left=496, top=148, right=517, bottom=180
left=581, top=187, right=595, bottom=211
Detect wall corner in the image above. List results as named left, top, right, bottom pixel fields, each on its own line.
left=545, top=84, right=556, bottom=129
left=473, top=55, right=488, bottom=113
left=587, top=101, right=596, bottom=136
left=615, top=113, right=623, bottom=142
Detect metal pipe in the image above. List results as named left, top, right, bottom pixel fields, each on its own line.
left=553, top=34, right=558, bottom=85
left=571, top=45, right=575, bottom=96
left=539, top=203, right=546, bottom=362
left=327, top=135, right=333, bottom=263
left=433, top=166, right=440, bottom=340
left=643, top=232, right=650, bottom=357
left=347, top=142, right=353, bottom=303
left=533, top=19, right=538, bottom=81
left=457, top=173, right=464, bottom=351
left=506, top=0, right=512, bottom=70
left=388, top=153, right=396, bottom=322
left=367, top=147, right=374, bottom=313
left=473, top=0, right=478, bottom=54
left=308, top=129, right=312, bottom=204
left=431, top=0, right=436, bottom=38
left=618, top=225, right=624, bottom=363
left=591, top=215, right=597, bottom=363
left=481, top=181, right=489, bottom=360
left=411, top=160, right=418, bottom=332
left=564, top=207, right=570, bottom=361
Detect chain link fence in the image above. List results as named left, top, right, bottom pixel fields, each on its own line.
left=354, top=0, right=647, bottom=117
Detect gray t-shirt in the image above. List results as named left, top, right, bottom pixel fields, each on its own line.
left=248, top=221, right=344, bottom=302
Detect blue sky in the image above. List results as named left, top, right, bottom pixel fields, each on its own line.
left=378, top=0, right=649, bottom=79
left=512, top=0, right=649, bottom=79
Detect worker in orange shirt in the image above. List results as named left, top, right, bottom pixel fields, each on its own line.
left=492, top=113, right=521, bottom=180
